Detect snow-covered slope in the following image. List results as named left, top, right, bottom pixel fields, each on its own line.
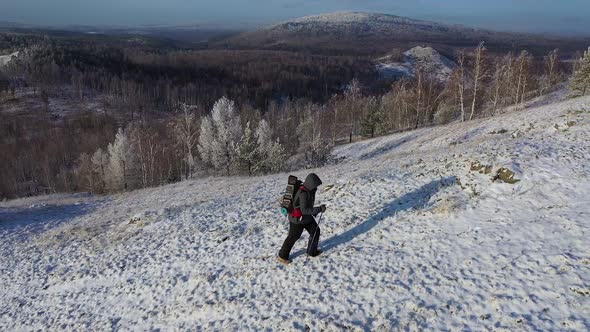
left=0, top=51, right=19, bottom=67
left=274, top=12, right=449, bottom=32
left=215, top=11, right=590, bottom=57
left=376, top=46, right=456, bottom=82
left=1, top=93, right=590, bottom=330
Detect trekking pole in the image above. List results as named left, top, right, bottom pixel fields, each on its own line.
left=315, top=211, right=324, bottom=228
left=309, top=211, right=323, bottom=255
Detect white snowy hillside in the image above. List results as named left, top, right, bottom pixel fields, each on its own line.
left=1, top=93, right=589, bottom=330
left=277, top=12, right=434, bottom=28
left=270, top=12, right=458, bottom=36
left=376, top=46, right=456, bottom=82
left=0, top=51, right=19, bottom=67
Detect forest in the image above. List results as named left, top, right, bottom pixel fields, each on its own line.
left=1, top=31, right=589, bottom=199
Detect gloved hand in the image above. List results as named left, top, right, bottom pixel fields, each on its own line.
left=320, top=204, right=327, bottom=213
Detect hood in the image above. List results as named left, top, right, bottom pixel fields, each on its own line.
left=303, top=173, right=322, bottom=191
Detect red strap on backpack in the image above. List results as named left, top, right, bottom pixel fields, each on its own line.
left=290, top=186, right=307, bottom=218
left=292, top=208, right=302, bottom=218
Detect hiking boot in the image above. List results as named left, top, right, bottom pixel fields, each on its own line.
left=277, top=256, right=292, bottom=265
left=308, top=249, right=322, bottom=257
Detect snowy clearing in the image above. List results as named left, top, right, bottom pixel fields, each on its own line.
left=1, top=94, right=589, bottom=330
left=376, top=47, right=455, bottom=82
left=0, top=51, right=19, bottom=67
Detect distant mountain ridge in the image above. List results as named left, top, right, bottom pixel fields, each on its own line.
left=215, top=11, right=590, bottom=57
left=272, top=12, right=459, bottom=32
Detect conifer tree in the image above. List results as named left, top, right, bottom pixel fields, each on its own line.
left=255, top=119, right=286, bottom=173
left=361, top=97, right=385, bottom=138
left=236, top=121, right=259, bottom=176
left=570, top=48, right=590, bottom=96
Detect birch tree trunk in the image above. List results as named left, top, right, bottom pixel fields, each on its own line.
left=470, top=42, right=486, bottom=121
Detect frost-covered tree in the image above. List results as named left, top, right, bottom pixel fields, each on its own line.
left=255, top=119, right=286, bottom=173
left=236, top=121, right=259, bottom=176
left=198, top=97, right=242, bottom=175
left=107, top=128, right=136, bottom=191
left=543, top=49, right=561, bottom=92
left=570, top=48, right=590, bottom=96
left=172, top=103, right=200, bottom=179
left=298, top=104, right=333, bottom=168
left=236, top=119, right=286, bottom=175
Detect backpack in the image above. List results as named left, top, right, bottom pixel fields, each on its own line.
left=279, top=175, right=306, bottom=217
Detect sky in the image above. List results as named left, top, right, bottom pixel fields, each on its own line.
left=2, top=0, right=590, bottom=35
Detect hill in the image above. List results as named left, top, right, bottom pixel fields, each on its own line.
left=1, top=91, right=589, bottom=329
left=215, top=12, right=590, bottom=56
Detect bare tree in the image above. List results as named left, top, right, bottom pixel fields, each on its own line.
left=129, top=123, right=161, bottom=188
left=91, top=148, right=109, bottom=193
left=515, top=50, right=533, bottom=106
left=329, top=96, right=340, bottom=145
left=297, top=103, right=333, bottom=168
left=470, top=42, right=487, bottom=120
left=413, top=65, right=424, bottom=128
left=75, top=153, right=94, bottom=192
left=540, top=49, right=561, bottom=95
left=545, top=49, right=560, bottom=86
left=344, top=78, right=362, bottom=143
left=489, top=56, right=505, bottom=116
left=171, top=103, right=200, bottom=179
left=454, top=50, right=467, bottom=122
left=396, top=81, right=412, bottom=130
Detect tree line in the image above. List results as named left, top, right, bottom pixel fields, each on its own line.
left=1, top=36, right=589, bottom=199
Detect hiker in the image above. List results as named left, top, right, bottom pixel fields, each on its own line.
left=278, top=173, right=327, bottom=264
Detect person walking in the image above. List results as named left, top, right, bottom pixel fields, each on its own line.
left=278, top=173, right=326, bottom=264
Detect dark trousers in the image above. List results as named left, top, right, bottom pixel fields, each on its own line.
left=279, top=218, right=320, bottom=259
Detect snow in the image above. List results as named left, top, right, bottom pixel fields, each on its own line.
left=283, top=12, right=432, bottom=27
left=1, top=93, right=590, bottom=330
left=271, top=11, right=449, bottom=36
left=289, top=12, right=395, bottom=24
left=376, top=46, right=456, bottom=82
left=0, top=51, right=19, bottom=67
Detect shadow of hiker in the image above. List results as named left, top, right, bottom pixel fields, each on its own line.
left=291, top=176, right=457, bottom=259
left=359, top=134, right=417, bottom=161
